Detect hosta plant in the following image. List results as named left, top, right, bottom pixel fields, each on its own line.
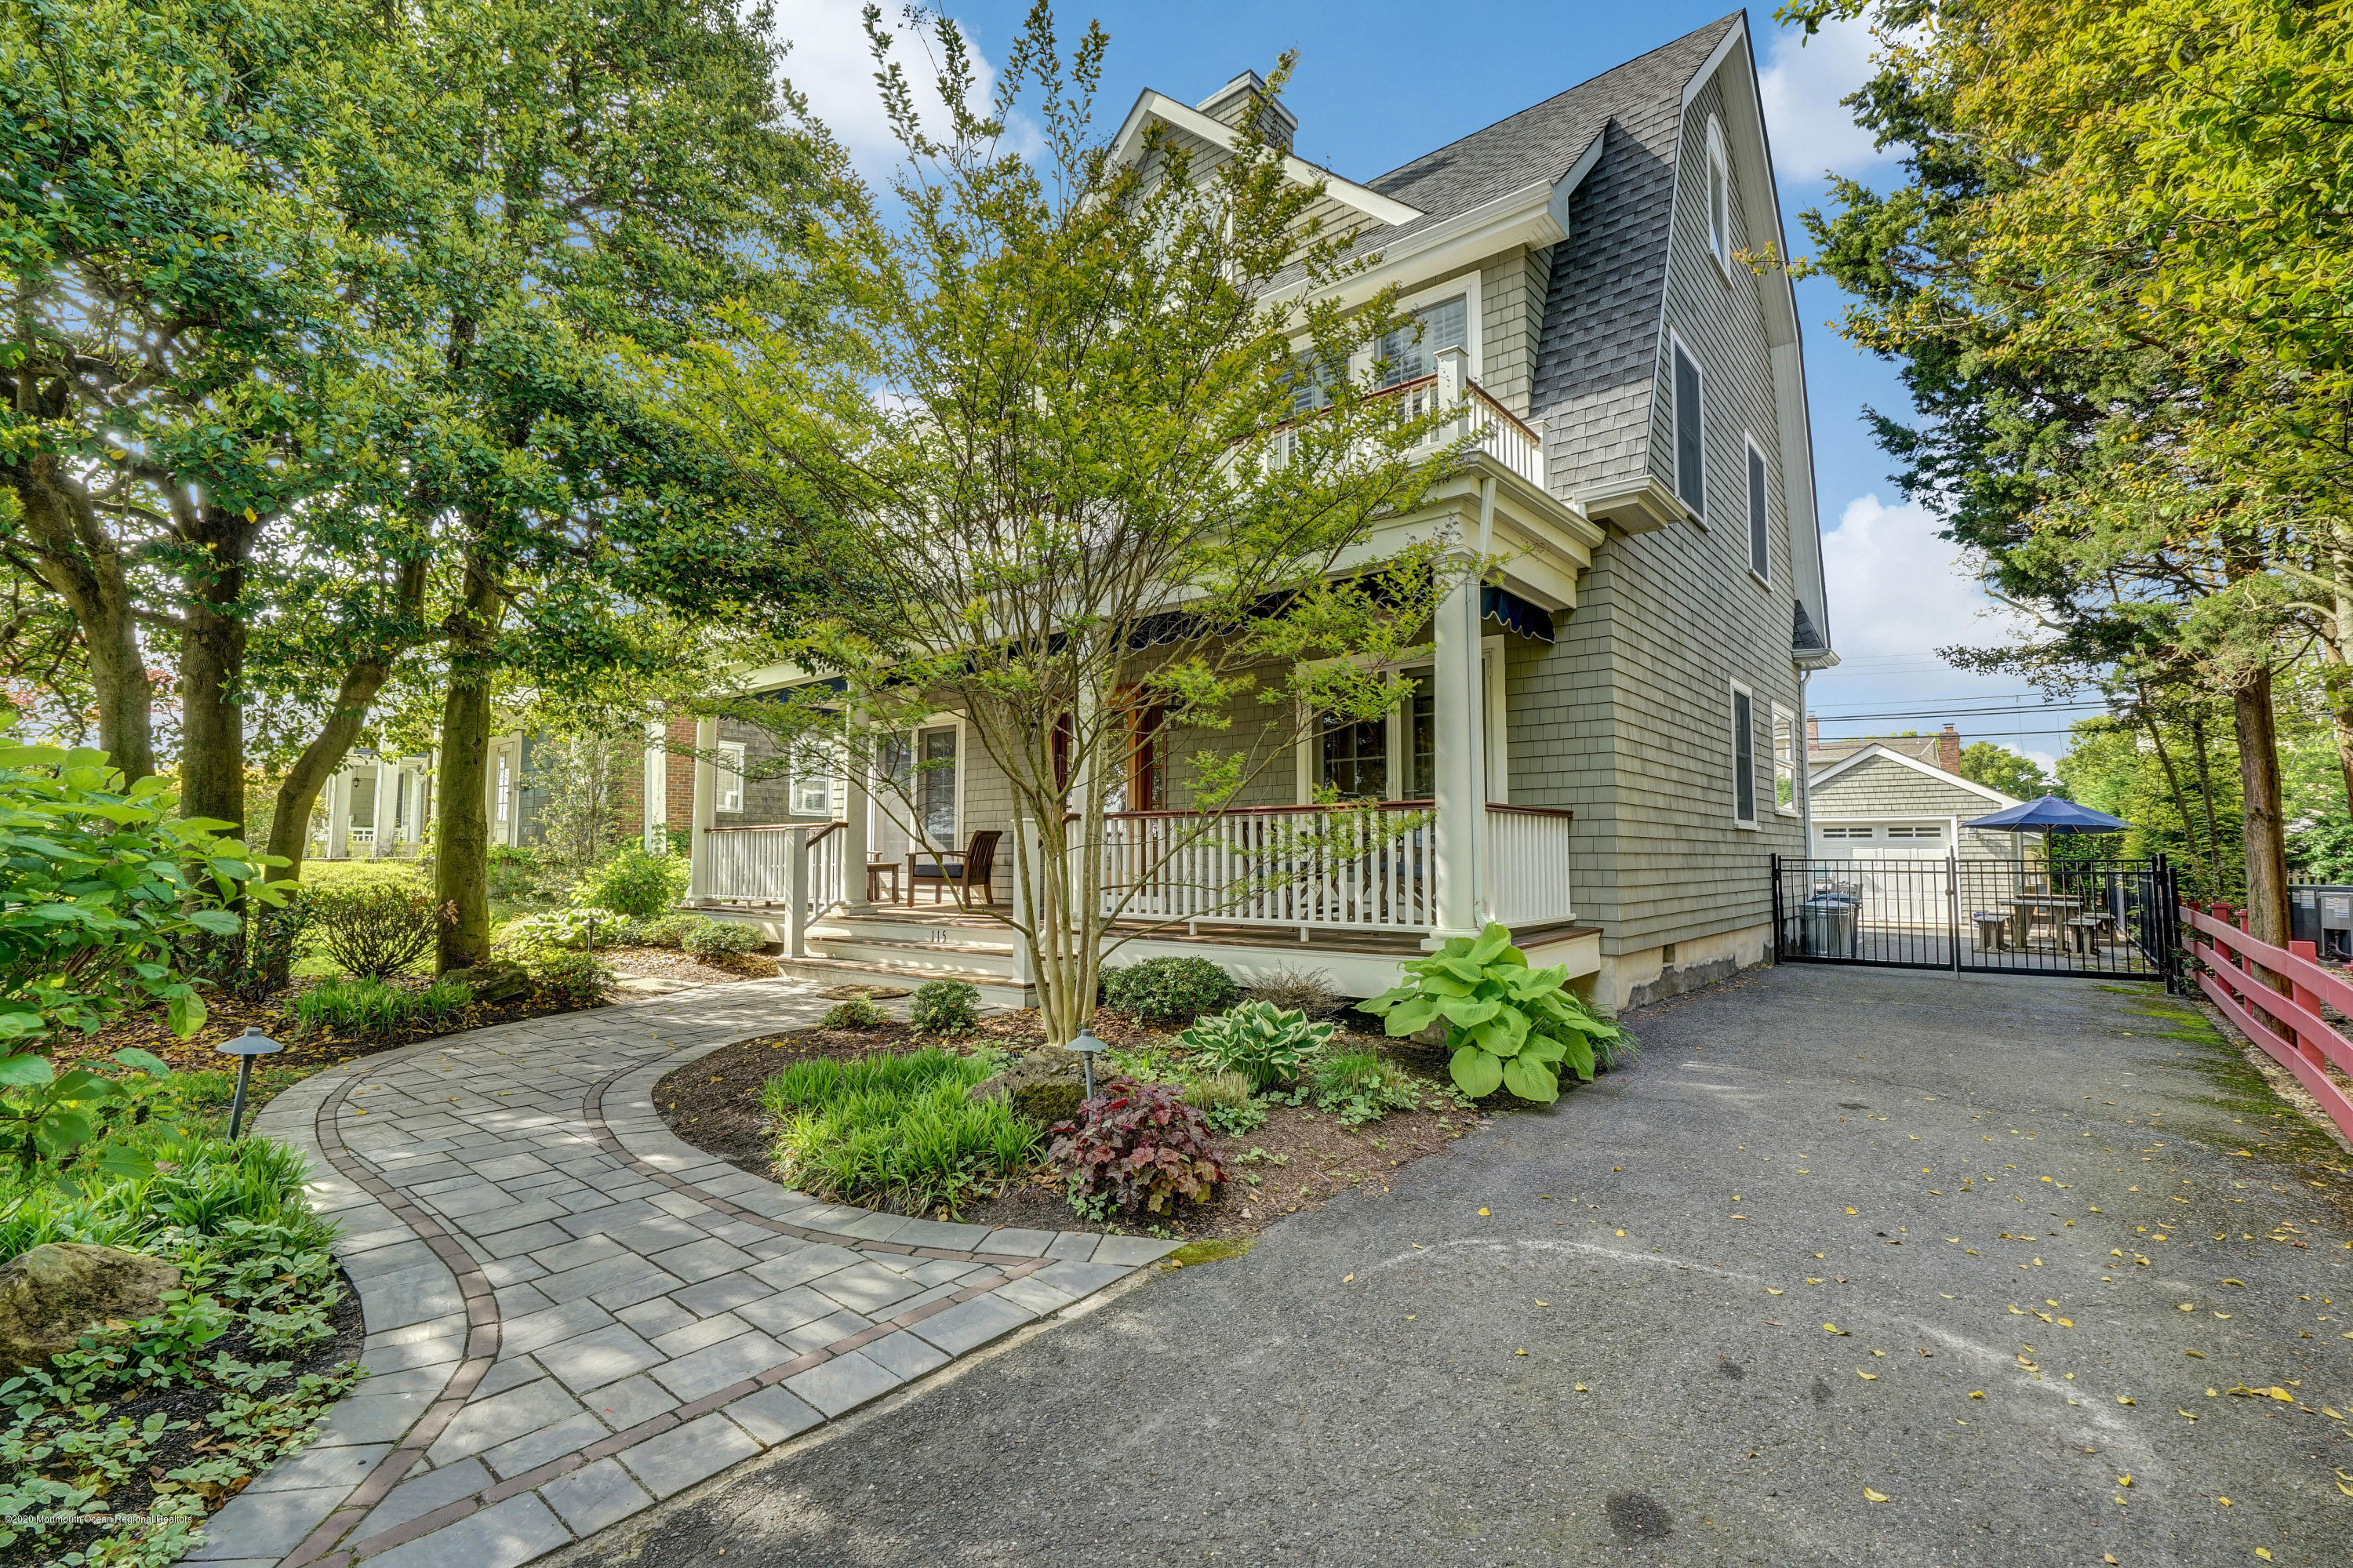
left=1363, top=923, right=1625, bottom=1104
left=1176, top=1001, right=1333, bottom=1091
left=1049, top=1078, right=1224, bottom=1216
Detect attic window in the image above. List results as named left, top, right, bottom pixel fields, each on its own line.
left=1706, top=117, right=1731, bottom=269
left=1672, top=339, right=1704, bottom=520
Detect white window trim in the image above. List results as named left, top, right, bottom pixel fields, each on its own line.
left=788, top=744, right=834, bottom=818
left=1289, top=644, right=1504, bottom=804
left=1669, top=331, right=1706, bottom=528
left=1729, top=678, right=1758, bottom=830
left=495, top=753, right=511, bottom=824
left=1704, top=115, right=1734, bottom=279
left=1744, top=431, right=1772, bottom=586
left=1344, top=272, right=1486, bottom=391
left=1769, top=700, right=1798, bottom=816
left=715, top=741, right=746, bottom=814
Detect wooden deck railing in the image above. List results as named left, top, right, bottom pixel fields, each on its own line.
left=2180, top=901, right=2353, bottom=1144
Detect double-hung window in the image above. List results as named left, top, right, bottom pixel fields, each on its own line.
left=790, top=752, right=831, bottom=817
left=1745, top=436, right=1770, bottom=581
left=1377, top=295, right=1467, bottom=388
left=1770, top=703, right=1797, bottom=813
left=715, top=741, right=745, bottom=814
left=1730, top=682, right=1756, bottom=828
left=1673, top=340, right=1704, bottom=520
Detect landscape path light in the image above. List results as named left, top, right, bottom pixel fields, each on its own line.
left=1064, top=1026, right=1107, bottom=1101
left=217, top=1026, right=284, bottom=1139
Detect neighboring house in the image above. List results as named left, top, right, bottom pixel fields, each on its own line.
left=1807, top=721, right=1960, bottom=775
left=686, top=14, right=1838, bottom=1011
left=313, top=719, right=697, bottom=860
left=1807, top=744, right=2023, bottom=864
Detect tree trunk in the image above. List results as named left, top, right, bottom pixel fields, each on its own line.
left=435, top=552, right=502, bottom=973
left=177, top=507, right=251, bottom=831
left=264, top=561, right=427, bottom=882
left=2140, top=714, right=2209, bottom=898
left=2232, top=666, right=2290, bottom=949
left=13, top=467, right=154, bottom=780
left=2323, top=548, right=2353, bottom=815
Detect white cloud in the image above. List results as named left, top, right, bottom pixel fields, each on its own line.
left=1757, top=14, right=1896, bottom=180
left=769, top=1, right=1007, bottom=176
left=1821, top=493, right=2021, bottom=662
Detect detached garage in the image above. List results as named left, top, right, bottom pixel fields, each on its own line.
left=1807, top=744, right=2024, bottom=864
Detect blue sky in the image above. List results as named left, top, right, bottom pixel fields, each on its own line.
left=771, top=2, right=2081, bottom=769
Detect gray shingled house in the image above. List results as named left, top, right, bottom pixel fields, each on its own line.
left=686, top=14, right=1838, bottom=1012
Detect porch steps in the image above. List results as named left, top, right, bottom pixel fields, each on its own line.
left=768, top=953, right=1034, bottom=1010
left=806, top=933, right=1020, bottom=976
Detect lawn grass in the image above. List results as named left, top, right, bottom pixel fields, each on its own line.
left=763, top=1047, right=1038, bottom=1218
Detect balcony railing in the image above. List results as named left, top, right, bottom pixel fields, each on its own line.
left=1264, top=359, right=1547, bottom=494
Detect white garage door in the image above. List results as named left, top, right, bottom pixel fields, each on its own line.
left=1813, top=824, right=1949, bottom=926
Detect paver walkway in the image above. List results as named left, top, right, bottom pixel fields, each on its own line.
left=196, top=979, right=1174, bottom=1568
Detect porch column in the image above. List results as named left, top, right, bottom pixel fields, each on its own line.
left=1430, top=547, right=1486, bottom=944
left=688, top=717, right=717, bottom=900
left=843, top=711, right=873, bottom=911
left=325, top=772, right=349, bottom=861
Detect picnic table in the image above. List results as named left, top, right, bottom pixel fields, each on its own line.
left=2007, top=893, right=2082, bottom=950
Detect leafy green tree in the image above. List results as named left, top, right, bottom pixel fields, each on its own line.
left=1955, top=742, right=2050, bottom=802
left=659, top=12, right=1466, bottom=1045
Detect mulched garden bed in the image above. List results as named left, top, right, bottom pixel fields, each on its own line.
left=4, top=1269, right=367, bottom=1568
left=654, top=1012, right=1487, bottom=1246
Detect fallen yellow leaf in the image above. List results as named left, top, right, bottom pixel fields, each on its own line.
left=1767, top=1288, right=1784, bottom=1295
left=1862, top=1487, right=1889, bottom=1503
left=1847, top=1206, right=1859, bottom=1215
left=1342, top=1274, right=1354, bottom=1283
left=1969, top=1390, right=1985, bottom=1399
left=1477, top=1208, right=1489, bottom=1216
left=1534, top=1299, right=1549, bottom=1307
left=1573, top=1382, right=1589, bottom=1392
left=1515, top=1348, right=1527, bottom=1355
left=2116, top=1475, right=2132, bottom=1487
left=1856, top=1368, right=1878, bottom=1381
left=2180, top=1410, right=2198, bottom=1420
left=2256, top=1549, right=2271, bottom=1561
left=2117, top=1396, right=2135, bottom=1406
left=1824, top=1323, right=1850, bottom=1335
left=1615, top=1229, right=1625, bottom=1237
left=2220, top=1497, right=2233, bottom=1506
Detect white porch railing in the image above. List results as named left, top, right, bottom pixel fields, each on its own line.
left=1096, top=802, right=1435, bottom=933
left=700, top=821, right=846, bottom=917
left=1482, top=804, right=1575, bottom=926
left=1263, top=366, right=1547, bottom=494
left=1458, top=381, right=1544, bottom=491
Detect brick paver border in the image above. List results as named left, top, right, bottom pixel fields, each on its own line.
left=200, top=980, right=1176, bottom=1568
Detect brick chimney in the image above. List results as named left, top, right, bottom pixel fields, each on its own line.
left=1806, top=715, right=1820, bottom=745
left=1939, top=724, right=1962, bottom=773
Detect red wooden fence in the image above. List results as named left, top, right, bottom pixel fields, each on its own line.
left=2180, top=901, right=2353, bottom=1144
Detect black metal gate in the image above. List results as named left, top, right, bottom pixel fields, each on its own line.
left=1771, top=853, right=2180, bottom=986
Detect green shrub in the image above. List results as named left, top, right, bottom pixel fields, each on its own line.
left=311, top=884, right=446, bottom=978
left=638, top=913, right=706, bottom=948
left=1100, top=955, right=1237, bottom=1024
left=820, top=997, right=889, bottom=1030
left=1048, top=1078, right=1224, bottom=1217
left=1362, top=922, right=1625, bottom=1103
left=288, top=976, right=473, bottom=1036
left=1310, top=1050, right=1421, bottom=1127
left=1178, top=1000, right=1333, bottom=1091
left=501, top=905, right=632, bottom=952
left=765, top=1049, right=1037, bottom=1215
left=522, top=950, right=611, bottom=1006
left=1183, top=1070, right=1266, bottom=1136
left=0, top=731, right=277, bottom=1045
left=575, top=846, right=691, bottom=919
left=682, top=919, right=763, bottom=957
left=486, top=842, right=551, bottom=901
left=910, top=980, right=982, bottom=1035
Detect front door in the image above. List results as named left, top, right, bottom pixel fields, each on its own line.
left=871, top=725, right=959, bottom=861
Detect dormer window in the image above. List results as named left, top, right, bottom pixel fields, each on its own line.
left=1705, top=117, right=1731, bottom=271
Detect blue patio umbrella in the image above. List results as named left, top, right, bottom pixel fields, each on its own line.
left=1961, top=794, right=2131, bottom=834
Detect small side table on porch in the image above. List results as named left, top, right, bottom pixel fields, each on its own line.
left=864, top=860, right=903, bottom=905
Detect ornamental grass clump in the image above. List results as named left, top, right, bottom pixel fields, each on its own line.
left=1180, top=1070, right=1265, bottom=1136
left=1177, top=1000, right=1333, bottom=1092
left=1049, top=1078, right=1225, bottom=1217
left=1363, top=922, right=1625, bottom=1103
left=287, top=976, right=473, bottom=1037
left=765, top=1048, right=1035, bottom=1217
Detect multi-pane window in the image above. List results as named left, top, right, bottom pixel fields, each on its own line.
left=1318, top=711, right=1388, bottom=799
left=790, top=755, right=830, bottom=817
left=1770, top=703, right=1797, bottom=813
left=1886, top=825, right=1945, bottom=841
left=1730, top=683, right=1756, bottom=826
left=1820, top=825, right=1875, bottom=841
left=1747, top=438, right=1770, bottom=580
left=715, top=742, right=745, bottom=813
left=1377, top=295, right=1467, bottom=387
left=1674, top=343, right=1704, bottom=519
left=918, top=726, right=958, bottom=842
left=496, top=755, right=511, bottom=823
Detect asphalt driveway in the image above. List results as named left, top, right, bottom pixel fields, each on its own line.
left=556, top=965, right=2353, bottom=1567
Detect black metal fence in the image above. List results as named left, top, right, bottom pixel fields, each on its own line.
left=1771, top=853, right=2180, bottom=985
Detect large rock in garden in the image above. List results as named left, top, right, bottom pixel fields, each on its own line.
left=969, top=1048, right=1089, bottom=1129
left=0, top=1242, right=184, bottom=1370
left=440, top=960, right=529, bottom=1004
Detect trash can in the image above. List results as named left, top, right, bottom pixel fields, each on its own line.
left=1800, top=893, right=1858, bottom=958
